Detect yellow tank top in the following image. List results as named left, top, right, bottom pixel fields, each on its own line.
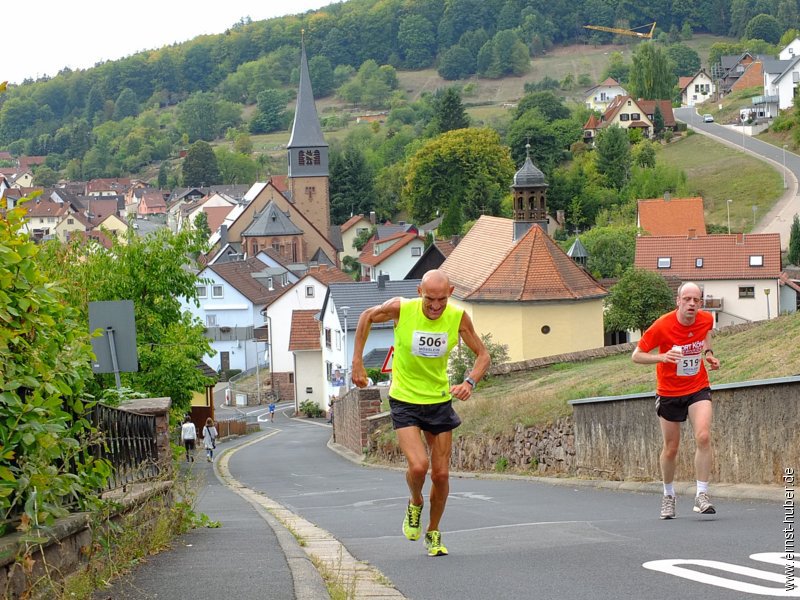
left=390, top=298, right=463, bottom=404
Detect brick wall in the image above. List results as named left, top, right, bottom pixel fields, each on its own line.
left=272, top=371, right=295, bottom=402
left=332, top=387, right=383, bottom=455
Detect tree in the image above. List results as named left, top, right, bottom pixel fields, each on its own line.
left=194, top=211, right=212, bottom=240
left=329, top=144, right=375, bottom=224
left=398, top=14, right=436, bottom=69
left=575, top=225, right=638, bottom=279
left=632, top=141, right=656, bottom=168
left=448, top=332, right=508, bottom=383
left=744, top=14, right=783, bottom=43
left=177, top=92, right=218, bottom=142
left=514, top=91, right=570, bottom=122
left=595, top=126, right=631, bottom=189
left=182, top=140, right=221, bottom=187
left=214, top=147, right=257, bottom=184
left=603, top=52, right=630, bottom=85
left=250, top=89, right=288, bottom=134
left=430, top=87, right=469, bottom=134
left=439, top=194, right=464, bottom=237
left=628, top=43, right=676, bottom=100
left=604, top=268, right=675, bottom=333
left=405, top=128, right=515, bottom=224
left=308, top=55, right=335, bottom=98
left=789, top=213, right=800, bottom=266
left=113, top=87, right=139, bottom=121
left=438, top=45, right=475, bottom=80
left=666, top=44, right=701, bottom=77
left=652, top=104, right=665, bottom=136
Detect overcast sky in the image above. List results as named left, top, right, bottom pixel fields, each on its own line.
left=2, top=0, right=334, bottom=85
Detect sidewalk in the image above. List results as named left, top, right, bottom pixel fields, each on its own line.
left=93, top=435, right=328, bottom=600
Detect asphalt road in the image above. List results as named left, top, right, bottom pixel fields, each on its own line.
left=674, top=106, right=800, bottom=249
left=227, top=413, right=795, bottom=600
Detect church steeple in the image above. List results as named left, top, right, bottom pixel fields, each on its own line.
left=287, top=35, right=331, bottom=247
left=511, top=142, right=549, bottom=240
left=287, top=38, right=328, bottom=177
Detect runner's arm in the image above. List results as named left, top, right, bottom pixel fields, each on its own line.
left=351, top=298, right=401, bottom=388
left=450, top=312, right=490, bottom=401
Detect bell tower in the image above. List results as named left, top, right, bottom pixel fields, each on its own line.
left=511, top=143, right=549, bottom=240
left=287, top=37, right=330, bottom=239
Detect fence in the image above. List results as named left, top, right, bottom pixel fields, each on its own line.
left=92, top=403, right=159, bottom=490
left=228, top=363, right=276, bottom=406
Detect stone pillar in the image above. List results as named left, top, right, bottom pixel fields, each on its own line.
left=119, top=397, right=172, bottom=464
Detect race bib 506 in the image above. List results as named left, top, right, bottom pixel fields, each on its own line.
left=412, top=331, right=448, bottom=358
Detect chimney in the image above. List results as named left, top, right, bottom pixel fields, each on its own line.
left=377, top=274, right=389, bottom=289
left=369, top=211, right=376, bottom=225
left=688, top=228, right=696, bottom=239
left=220, top=224, right=228, bottom=246
left=736, top=232, right=744, bottom=244
left=450, top=235, right=460, bottom=246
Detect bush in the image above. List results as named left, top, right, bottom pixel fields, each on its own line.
left=448, top=332, right=509, bottom=383
left=299, top=400, right=325, bottom=418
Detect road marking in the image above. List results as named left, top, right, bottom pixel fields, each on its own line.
left=643, top=553, right=799, bottom=596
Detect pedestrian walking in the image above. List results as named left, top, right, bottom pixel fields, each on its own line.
left=180, top=416, right=196, bottom=462
left=203, top=417, right=218, bottom=462
left=632, top=281, right=721, bottom=519
left=351, top=269, right=490, bottom=556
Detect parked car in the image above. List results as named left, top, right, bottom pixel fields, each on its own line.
left=703, top=114, right=714, bottom=123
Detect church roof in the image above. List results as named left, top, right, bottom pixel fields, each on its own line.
left=512, top=149, right=547, bottom=188
left=287, top=44, right=328, bottom=149
left=242, top=201, right=303, bottom=237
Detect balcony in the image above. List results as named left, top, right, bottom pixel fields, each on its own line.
left=204, top=325, right=254, bottom=342
left=703, top=297, right=723, bottom=310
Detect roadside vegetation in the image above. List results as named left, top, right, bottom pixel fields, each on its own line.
left=457, top=311, right=800, bottom=439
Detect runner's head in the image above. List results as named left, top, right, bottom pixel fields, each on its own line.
left=419, top=270, right=454, bottom=320
left=676, top=281, right=702, bottom=324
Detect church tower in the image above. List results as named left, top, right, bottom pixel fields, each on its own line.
left=511, top=143, right=549, bottom=240
left=287, top=39, right=330, bottom=240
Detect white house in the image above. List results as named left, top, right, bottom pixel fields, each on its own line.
left=358, top=229, right=425, bottom=281
left=678, top=70, right=715, bottom=107
left=762, top=55, right=800, bottom=112
left=338, top=213, right=373, bottom=262
left=584, top=77, right=627, bottom=112
left=635, top=233, right=783, bottom=327
left=780, top=38, right=800, bottom=60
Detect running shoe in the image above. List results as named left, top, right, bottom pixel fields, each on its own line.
left=424, top=530, right=448, bottom=556
left=660, top=494, right=676, bottom=519
left=693, top=492, right=716, bottom=514
left=402, top=502, right=423, bottom=541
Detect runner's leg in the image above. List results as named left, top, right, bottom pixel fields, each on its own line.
left=396, top=426, right=428, bottom=506
left=424, top=430, right=452, bottom=532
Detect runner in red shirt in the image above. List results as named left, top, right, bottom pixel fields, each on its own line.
left=632, top=282, right=721, bottom=520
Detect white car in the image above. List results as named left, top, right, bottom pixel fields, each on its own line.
left=703, top=114, right=714, bottom=123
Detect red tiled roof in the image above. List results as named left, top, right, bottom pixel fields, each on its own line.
left=204, top=206, right=236, bottom=233
left=340, top=214, right=369, bottom=233
left=434, top=240, right=456, bottom=258
left=638, top=197, right=706, bottom=236
left=24, top=198, right=69, bottom=218
left=208, top=257, right=287, bottom=305
left=269, top=175, right=289, bottom=193
left=637, top=99, right=676, bottom=127
left=288, top=309, right=321, bottom=351
left=678, top=76, right=693, bottom=91
left=441, top=216, right=607, bottom=302
left=305, top=265, right=353, bottom=285
left=584, top=114, right=601, bottom=130
left=634, top=233, right=782, bottom=280
left=358, top=232, right=421, bottom=267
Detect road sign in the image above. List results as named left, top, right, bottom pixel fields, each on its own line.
left=381, top=346, right=394, bottom=373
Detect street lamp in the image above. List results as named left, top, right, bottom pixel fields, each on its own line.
left=341, top=306, right=350, bottom=391
left=726, top=199, right=733, bottom=234
left=764, top=288, right=771, bottom=320
left=783, top=145, right=788, bottom=189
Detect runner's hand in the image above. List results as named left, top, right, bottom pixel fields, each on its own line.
left=450, top=382, right=472, bottom=401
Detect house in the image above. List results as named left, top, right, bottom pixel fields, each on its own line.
left=21, top=197, right=70, bottom=241
left=439, top=217, right=608, bottom=362
left=637, top=196, right=706, bottom=237
left=779, top=272, right=800, bottom=314
left=583, top=96, right=654, bottom=139
left=584, top=77, right=628, bottom=112
left=357, top=226, right=425, bottom=281
left=180, top=254, right=295, bottom=375
left=678, top=70, right=715, bottom=106
left=779, top=38, right=800, bottom=60
left=405, top=238, right=458, bottom=279
left=86, top=178, right=133, bottom=197
left=0, top=169, right=34, bottom=188
left=261, top=266, right=352, bottom=405
left=634, top=232, right=783, bottom=327
left=715, top=52, right=764, bottom=96
left=762, top=56, right=800, bottom=113
left=179, top=192, right=237, bottom=233
left=339, top=213, right=373, bottom=262
left=137, top=191, right=167, bottom=217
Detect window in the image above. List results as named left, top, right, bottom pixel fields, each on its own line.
left=619, top=113, right=630, bottom=121
left=541, top=325, right=551, bottom=334
left=739, top=286, right=755, bottom=298
left=631, top=113, right=641, bottom=120
left=695, top=258, right=704, bottom=268
left=657, top=257, right=671, bottom=269
left=305, top=285, right=315, bottom=298
left=336, top=331, right=342, bottom=350
left=325, top=328, right=332, bottom=349
left=196, top=285, right=207, bottom=298
left=411, top=246, right=422, bottom=257
left=212, top=285, right=224, bottom=298
left=206, top=314, right=217, bottom=326
left=289, top=373, right=294, bottom=384
left=749, top=255, right=764, bottom=266
left=67, top=218, right=74, bottom=225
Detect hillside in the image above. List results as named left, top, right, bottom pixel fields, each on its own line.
left=459, top=311, right=800, bottom=438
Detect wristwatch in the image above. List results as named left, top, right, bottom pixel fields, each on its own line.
left=464, top=377, right=476, bottom=388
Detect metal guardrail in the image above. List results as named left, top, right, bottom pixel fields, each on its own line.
left=92, top=403, right=159, bottom=490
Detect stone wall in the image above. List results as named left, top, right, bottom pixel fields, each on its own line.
left=571, top=376, right=800, bottom=484
left=332, top=387, right=383, bottom=455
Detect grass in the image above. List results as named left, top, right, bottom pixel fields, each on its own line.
left=455, top=312, right=800, bottom=438
left=656, top=133, right=783, bottom=232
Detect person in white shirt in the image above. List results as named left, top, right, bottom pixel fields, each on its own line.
left=202, top=418, right=218, bottom=462
left=180, top=416, right=197, bottom=462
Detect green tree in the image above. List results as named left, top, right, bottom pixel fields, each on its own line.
left=666, top=44, right=701, bottom=77
left=653, top=104, right=665, bottom=136
left=438, top=45, right=476, bottom=80
left=158, top=162, right=169, bottom=188
left=85, top=84, right=105, bottom=124
left=632, top=141, right=657, bottom=168
left=398, top=14, right=436, bottom=69
left=329, top=144, right=375, bottom=224
left=573, top=225, right=638, bottom=279
left=233, top=131, right=253, bottom=155
left=250, top=89, right=288, bottom=134
left=744, top=14, right=783, bottom=43
left=448, top=332, right=508, bottom=383
left=603, top=52, right=630, bottom=84
left=112, top=87, right=139, bottom=121
left=177, top=92, right=218, bottom=142
left=33, top=165, right=59, bottom=186
left=215, top=147, right=257, bottom=184
left=515, top=91, right=571, bottom=122
left=430, top=87, right=469, bottom=134
left=1, top=199, right=110, bottom=532
left=194, top=211, right=212, bottom=239
left=789, top=214, right=800, bottom=266
left=628, top=43, right=676, bottom=100
left=182, top=140, right=221, bottom=187
left=603, top=268, right=675, bottom=333
left=405, top=128, right=515, bottom=224
left=309, top=55, right=335, bottom=98
left=595, top=126, right=631, bottom=189
left=439, top=194, right=464, bottom=237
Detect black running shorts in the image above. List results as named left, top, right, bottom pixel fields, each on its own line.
left=655, top=387, right=712, bottom=422
left=389, top=397, right=462, bottom=434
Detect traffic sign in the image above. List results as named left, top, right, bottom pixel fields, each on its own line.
left=381, top=346, right=394, bottom=373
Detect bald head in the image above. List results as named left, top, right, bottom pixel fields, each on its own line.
left=418, top=269, right=454, bottom=320
left=676, top=281, right=702, bottom=324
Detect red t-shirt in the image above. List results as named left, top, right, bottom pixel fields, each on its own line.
left=637, top=309, right=714, bottom=397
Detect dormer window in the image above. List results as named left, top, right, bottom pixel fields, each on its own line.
left=749, top=255, right=764, bottom=266
left=657, top=257, right=671, bottom=269
left=695, top=258, right=704, bottom=268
